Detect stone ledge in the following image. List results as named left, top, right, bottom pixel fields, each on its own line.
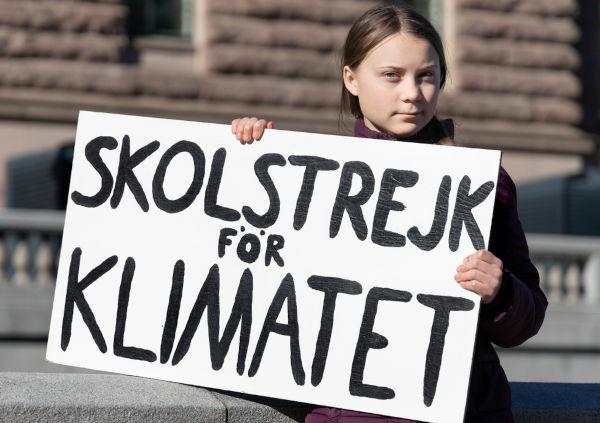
left=0, top=373, right=598, bottom=422
left=212, top=389, right=312, bottom=423
left=0, top=372, right=226, bottom=423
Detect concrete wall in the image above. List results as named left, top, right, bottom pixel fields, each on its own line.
left=0, top=373, right=598, bottom=422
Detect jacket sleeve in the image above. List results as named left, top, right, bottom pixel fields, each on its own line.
left=479, top=167, right=548, bottom=348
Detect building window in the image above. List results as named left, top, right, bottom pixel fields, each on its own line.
left=128, top=0, right=193, bottom=39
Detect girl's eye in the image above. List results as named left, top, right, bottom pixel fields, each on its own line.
left=420, top=71, right=435, bottom=80
left=384, top=72, right=400, bottom=80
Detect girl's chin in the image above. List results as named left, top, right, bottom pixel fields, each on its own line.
left=365, top=118, right=424, bottom=138
left=387, top=122, right=421, bottom=138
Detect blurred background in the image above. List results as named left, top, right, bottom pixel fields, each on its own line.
left=0, top=0, right=598, bottom=385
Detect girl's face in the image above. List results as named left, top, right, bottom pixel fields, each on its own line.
left=343, top=31, right=441, bottom=137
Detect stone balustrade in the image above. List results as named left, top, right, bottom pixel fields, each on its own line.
left=527, top=233, right=600, bottom=304
left=0, top=208, right=63, bottom=285
left=1, top=209, right=599, bottom=307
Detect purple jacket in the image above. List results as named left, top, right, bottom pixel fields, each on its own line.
left=304, top=118, right=548, bottom=423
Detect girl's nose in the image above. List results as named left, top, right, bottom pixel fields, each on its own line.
left=400, top=78, right=421, bottom=102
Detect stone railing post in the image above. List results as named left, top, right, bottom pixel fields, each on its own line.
left=582, top=253, right=600, bottom=304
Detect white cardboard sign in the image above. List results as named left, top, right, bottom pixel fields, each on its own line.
left=47, top=111, right=500, bottom=423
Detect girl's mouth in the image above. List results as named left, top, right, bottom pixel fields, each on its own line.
left=397, top=112, right=421, bottom=119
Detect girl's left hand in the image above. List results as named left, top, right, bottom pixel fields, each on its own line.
left=454, top=250, right=503, bottom=304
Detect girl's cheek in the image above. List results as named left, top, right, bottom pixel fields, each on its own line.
left=424, top=85, right=441, bottom=102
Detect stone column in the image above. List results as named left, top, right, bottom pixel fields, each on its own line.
left=192, top=0, right=209, bottom=74
left=583, top=253, right=600, bottom=304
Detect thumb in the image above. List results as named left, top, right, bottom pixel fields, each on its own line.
left=267, top=121, right=274, bottom=129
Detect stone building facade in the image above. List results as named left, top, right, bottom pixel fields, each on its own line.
left=0, top=0, right=598, bottom=204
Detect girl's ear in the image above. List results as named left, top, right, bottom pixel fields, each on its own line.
left=343, top=65, right=359, bottom=96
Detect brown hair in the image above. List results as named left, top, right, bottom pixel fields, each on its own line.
left=340, top=3, right=452, bottom=145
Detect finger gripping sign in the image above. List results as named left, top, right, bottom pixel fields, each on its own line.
left=46, top=111, right=501, bottom=423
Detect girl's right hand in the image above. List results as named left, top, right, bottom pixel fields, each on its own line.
left=231, top=117, right=274, bottom=144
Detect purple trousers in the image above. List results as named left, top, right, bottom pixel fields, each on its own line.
left=304, top=408, right=419, bottom=423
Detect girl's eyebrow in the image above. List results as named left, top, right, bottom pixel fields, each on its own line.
left=376, top=63, right=436, bottom=71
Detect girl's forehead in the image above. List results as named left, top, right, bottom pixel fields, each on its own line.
left=363, top=32, right=439, bottom=68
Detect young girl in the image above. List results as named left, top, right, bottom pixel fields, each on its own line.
left=230, top=4, right=547, bottom=422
